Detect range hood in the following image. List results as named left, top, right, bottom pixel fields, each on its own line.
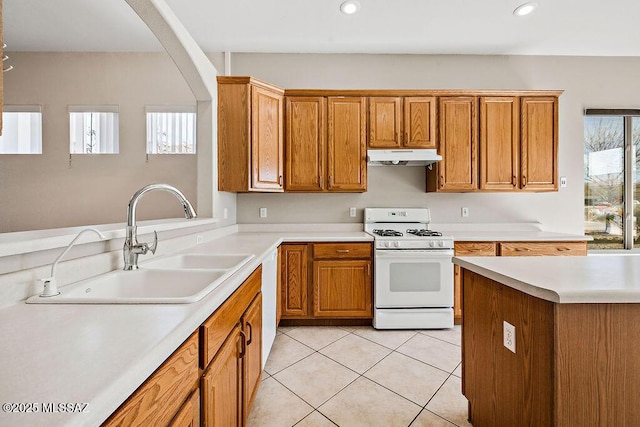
left=367, top=149, right=442, bottom=166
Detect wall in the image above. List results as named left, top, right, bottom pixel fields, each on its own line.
left=0, top=52, right=198, bottom=232
left=230, top=53, right=640, bottom=234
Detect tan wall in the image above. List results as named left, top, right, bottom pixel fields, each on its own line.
left=0, top=52, right=198, bottom=232
left=229, top=53, right=640, bottom=234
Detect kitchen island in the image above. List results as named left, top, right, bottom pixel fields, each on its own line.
left=453, top=255, right=640, bottom=427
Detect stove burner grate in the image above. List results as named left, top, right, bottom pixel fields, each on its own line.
left=406, top=228, right=443, bottom=237
left=372, top=229, right=404, bottom=237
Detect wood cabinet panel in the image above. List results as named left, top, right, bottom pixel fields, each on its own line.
left=479, top=97, right=519, bottom=191
left=169, top=390, right=200, bottom=427
left=285, top=96, right=326, bottom=191
left=463, top=270, right=554, bottom=426
left=242, top=293, right=262, bottom=420
left=201, top=325, right=242, bottom=427
left=429, top=96, right=478, bottom=191
left=218, top=77, right=284, bottom=192
left=313, top=260, right=372, bottom=318
left=454, top=241, right=497, bottom=256
left=499, top=241, right=587, bottom=256
left=369, top=97, right=402, bottom=148
left=312, top=242, right=372, bottom=259
left=201, top=266, right=262, bottom=368
left=521, top=97, right=558, bottom=191
left=404, top=97, right=436, bottom=148
left=327, top=97, right=367, bottom=192
left=104, top=333, right=199, bottom=427
left=280, top=244, right=310, bottom=318
left=251, top=86, right=284, bottom=190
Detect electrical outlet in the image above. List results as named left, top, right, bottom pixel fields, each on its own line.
left=560, top=176, right=567, bottom=188
left=196, top=234, right=204, bottom=244
left=461, top=207, right=469, bottom=218
left=349, top=207, right=357, bottom=217
left=503, top=321, right=516, bottom=353
left=259, top=207, right=267, bottom=218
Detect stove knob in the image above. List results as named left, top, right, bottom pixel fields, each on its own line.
left=394, top=241, right=400, bottom=248
left=438, top=241, right=445, bottom=248
left=384, top=241, right=392, bottom=248
left=429, top=241, right=436, bottom=248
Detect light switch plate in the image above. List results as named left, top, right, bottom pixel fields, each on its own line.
left=259, top=207, right=267, bottom=218
left=560, top=176, right=567, bottom=187
left=349, top=207, right=357, bottom=217
left=461, top=207, right=469, bottom=218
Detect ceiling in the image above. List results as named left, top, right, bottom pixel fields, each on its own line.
left=4, top=0, right=640, bottom=56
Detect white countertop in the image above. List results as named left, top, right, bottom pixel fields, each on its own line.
left=0, top=231, right=371, bottom=426
left=432, top=222, right=591, bottom=242
left=453, top=255, right=640, bottom=303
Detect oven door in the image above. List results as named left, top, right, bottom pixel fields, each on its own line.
left=375, top=249, right=454, bottom=308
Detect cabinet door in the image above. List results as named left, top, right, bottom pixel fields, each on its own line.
left=104, top=333, right=199, bottom=426
left=285, top=97, right=326, bottom=191
left=169, top=390, right=200, bottom=427
left=434, top=97, right=478, bottom=191
left=480, top=97, right=519, bottom=191
left=369, top=97, right=402, bottom=148
left=242, top=293, right=263, bottom=420
left=453, top=242, right=497, bottom=324
left=251, top=86, right=284, bottom=191
left=280, top=244, right=310, bottom=318
left=404, top=97, right=436, bottom=148
left=521, top=97, right=558, bottom=191
left=201, top=325, right=242, bottom=427
left=313, top=260, right=372, bottom=318
left=327, top=97, right=367, bottom=192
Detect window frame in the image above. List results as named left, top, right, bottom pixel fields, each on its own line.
left=145, top=105, right=197, bottom=155
left=584, top=109, right=640, bottom=251
left=68, top=105, right=120, bottom=155
left=0, top=105, right=43, bottom=155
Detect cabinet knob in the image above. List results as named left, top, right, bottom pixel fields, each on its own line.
left=512, top=175, right=517, bottom=186
left=278, top=175, right=283, bottom=186
left=521, top=175, right=527, bottom=187
left=405, top=132, right=409, bottom=144
left=246, top=321, right=253, bottom=345
left=238, top=330, right=247, bottom=358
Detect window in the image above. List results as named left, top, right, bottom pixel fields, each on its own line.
left=0, top=106, right=43, bottom=154
left=584, top=110, right=640, bottom=250
left=146, top=106, right=196, bottom=154
left=69, top=106, right=119, bottom=154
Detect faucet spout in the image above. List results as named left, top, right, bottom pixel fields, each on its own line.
left=40, top=227, right=106, bottom=297
left=123, top=184, right=197, bottom=270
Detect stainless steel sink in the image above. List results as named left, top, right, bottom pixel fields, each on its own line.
left=26, top=253, right=255, bottom=304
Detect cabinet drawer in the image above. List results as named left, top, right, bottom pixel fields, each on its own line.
left=313, top=243, right=372, bottom=259
left=104, top=332, right=199, bottom=427
left=200, top=266, right=262, bottom=368
left=455, top=242, right=497, bottom=256
left=499, top=241, right=587, bottom=256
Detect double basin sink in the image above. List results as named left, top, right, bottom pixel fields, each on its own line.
left=26, top=253, right=255, bottom=304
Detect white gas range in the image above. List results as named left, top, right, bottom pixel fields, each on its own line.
left=364, top=208, right=454, bottom=329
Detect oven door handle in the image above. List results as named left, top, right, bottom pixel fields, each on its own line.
left=375, top=249, right=454, bottom=258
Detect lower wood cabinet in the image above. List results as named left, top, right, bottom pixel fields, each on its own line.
left=454, top=240, right=587, bottom=324
left=105, top=266, right=263, bottom=427
left=103, top=332, right=200, bottom=426
left=280, top=242, right=373, bottom=320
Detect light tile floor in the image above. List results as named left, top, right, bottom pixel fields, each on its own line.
left=247, top=325, right=472, bottom=427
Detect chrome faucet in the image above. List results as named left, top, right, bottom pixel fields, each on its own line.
left=123, top=184, right=197, bottom=270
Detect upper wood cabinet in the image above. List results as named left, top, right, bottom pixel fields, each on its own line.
left=479, top=97, right=520, bottom=191
left=285, top=97, right=326, bottom=191
left=521, top=97, right=558, bottom=191
left=327, top=97, right=367, bottom=192
left=427, top=96, right=478, bottom=192
left=428, top=95, right=559, bottom=193
left=285, top=96, right=366, bottom=192
left=368, top=97, right=436, bottom=149
left=218, top=76, right=284, bottom=192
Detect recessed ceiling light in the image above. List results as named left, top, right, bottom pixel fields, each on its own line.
left=513, top=1, right=538, bottom=16
left=340, top=0, right=361, bottom=15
